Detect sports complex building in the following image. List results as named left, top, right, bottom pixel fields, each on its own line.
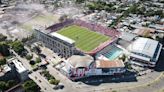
left=35, top=19, right=120, bottom=58
left=35, top=19, right=126, bottom=80
left=35, top=19, right=162, bottom=80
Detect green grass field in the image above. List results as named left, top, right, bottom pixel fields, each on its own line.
left=57, top=25, right=110, bottom=52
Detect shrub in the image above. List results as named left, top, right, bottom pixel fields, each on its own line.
left=0, top=57, right=6, bottom=65
left=49, top=79, right=60, bottom=85
left=0, top=42, right=10, bottom=56
left=11, top=41, right=25, bottom=55
left=26, top=55, right=33, bottom=60
left=23, top=80, right=40, bottom=92
left=29, top=60, right=35, bottom=65
left=35, top=57, right=41, bottom=63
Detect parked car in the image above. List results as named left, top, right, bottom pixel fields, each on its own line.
left=53, top=84, right=64, bottom=90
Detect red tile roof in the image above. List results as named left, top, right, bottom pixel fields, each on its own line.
left=96, top=60, right=125, bottom=68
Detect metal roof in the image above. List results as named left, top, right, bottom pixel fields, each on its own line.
left=96, top=60, right=125, bottom=68
left=67, top=55, right=94, bottom=68
left=128, top=37, right=159, bottom=58
left=50, top=32, right=75, bottom=44
left=12, top=59, right=27, bottom=73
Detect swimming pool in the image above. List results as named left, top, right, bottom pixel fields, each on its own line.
left=98, top=46, right=123, bottom=61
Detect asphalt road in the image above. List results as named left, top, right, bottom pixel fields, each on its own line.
left=12, top=45, right=164, bottom=92
left=29, top=71, right=55, bottom=92
left=120, top=74, right=164, bottom=92
left=41, top=48, right=164, bottom=92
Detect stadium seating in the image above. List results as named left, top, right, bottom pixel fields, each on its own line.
left=46, top=19, right=120, bottom=38
left=46, top=19, right=74, bottom=32
left=74, top=19, right=120, bottom=37
left=45, top=19, right=120, bottom=54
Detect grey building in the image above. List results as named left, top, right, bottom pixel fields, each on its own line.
left=35, top=27, right=76, bottom=58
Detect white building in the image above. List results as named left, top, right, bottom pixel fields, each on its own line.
left=10, top=58, right=28, bottom=81
left=56, top=55, right=126, bottom=80
left=56, top=55, right=95, bottom=80
left=95, top=60, right=125, bottom=75
left=128, top=37, right=162, bottom=67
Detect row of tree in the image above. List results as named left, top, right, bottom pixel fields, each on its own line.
left=87, top=1, right=115, bottom=12
left=125, top=3, right=164, bottom=17
left=41, top=70, right=60, bottom=85
left=23, top=80, right=40, bottom=92
left=0, top=80, right=17, bottom=92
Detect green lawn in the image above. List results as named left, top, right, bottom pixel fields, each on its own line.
left=57, top=25, right=110, bottom=52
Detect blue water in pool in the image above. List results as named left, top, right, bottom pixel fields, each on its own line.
left=101, top=47, right=123, bottom=60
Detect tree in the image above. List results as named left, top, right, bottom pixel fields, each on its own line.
left=25, top=55, right=33, bottom=60
left=119, top=54, right=126, bottom=62
left=0, top=34, right=7, bottom=41
left=125, top=62, right=132, bottom=70
left=32, top=46, right=41, bottom=54
left=23, top=80, right=40, bottom=92
left=75, top=0, right=85, bottom=4
left=0, top=57, right=6, bottom=65
left=49, top=79, right=60, bottom=85
left=0, top=42, right=10, bottom=56
left=87, top=4, right=96, bottom=10
left=0, top=80, right=17, bottom=91
left=35, top=57, right=41, bottom=63
left=11, top=41, right=25, bottom=55
left=29, top=60, right=35, bottom=65
left=5, top=80, right=17, bottom=89
left=0, top=81, right=7, bottom=91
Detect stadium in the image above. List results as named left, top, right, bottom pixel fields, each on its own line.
left=44, top=19, right=120, bottom=56
left=35, top=19, right=125, bottom=79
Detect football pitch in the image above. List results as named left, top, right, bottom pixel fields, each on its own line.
left=57, top=25, right=110, bottom=52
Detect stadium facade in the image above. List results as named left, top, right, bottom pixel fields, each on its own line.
left=34, top=19, right=126, bottom=80
left=35, top=19, right=120, bottom=57
left=35, top=27, right=76, bottom=58
left=34, top=19, right=162, bottom=80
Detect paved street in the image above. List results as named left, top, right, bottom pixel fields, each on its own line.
left=120, top=73, right=164, bottom=92
left=47, top=65, right=78, bottom=92
left=39, top=47, right=164, bottom=92
left=29, top=71, right=55, bottom=92
left=10, top=45, right=164, bottom=92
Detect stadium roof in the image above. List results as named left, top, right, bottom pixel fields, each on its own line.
left=67, top=55, right=94, bottom=68
left=128, top=37, right=159, bottom=58
left=96, top=60, right=125, bottom=68
left=12, top=58, right=27, bottom=73
left=50, top=32, right=75, bottom=44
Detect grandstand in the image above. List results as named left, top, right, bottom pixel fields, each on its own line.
left=36, top=19, right=120, bottom=56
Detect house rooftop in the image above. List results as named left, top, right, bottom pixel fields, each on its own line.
left=133, top=27, right=155, bottom=36
left=96, top=60, right=125, bottom=68
left=11, top=58, right=27, bottom=73
left=0, top=64, right=11, bottom=77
